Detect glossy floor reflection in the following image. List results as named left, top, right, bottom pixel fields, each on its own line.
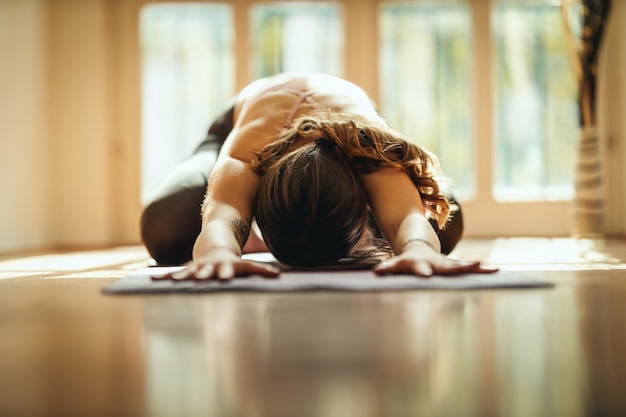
left=138, top=288, right=603, bottom=417
left=1, top=239, right=626, bottom=416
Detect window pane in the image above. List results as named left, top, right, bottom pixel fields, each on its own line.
left=140, top=4, right=234, bottom=202
left=250, top=2, right=343, bottom=78
left=379, top=3, right=474, bottom=198
left=492, top=2, right=579, bottom=201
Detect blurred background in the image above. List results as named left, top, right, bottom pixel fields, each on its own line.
left=1, top=0, right=625, bottom=254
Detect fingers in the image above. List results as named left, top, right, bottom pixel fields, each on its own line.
left=374, top=259, right=434, bottom=277
left=242, top=262, right=281, bottom=279
left=433, top=260, right=481, bottom=275
left=374, top=257, right=498, bottom=277
left=152, top=261, right=280, bottom=281
left=216, top=263, right=235, bottom=280
left=435, top=260, right=499, bottom=275
left=470, top=264, right=499, bottom=274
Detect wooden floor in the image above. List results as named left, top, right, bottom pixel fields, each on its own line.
left=1, top=238, right=626, bottom=417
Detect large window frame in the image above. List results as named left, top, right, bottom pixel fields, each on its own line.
left=129, top=0, right=579, bottom=238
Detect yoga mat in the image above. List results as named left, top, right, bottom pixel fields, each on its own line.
left=102, top=266, right=553, bottom=294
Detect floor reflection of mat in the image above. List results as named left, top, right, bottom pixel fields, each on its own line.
left=103, top=267, right=553, bottom=294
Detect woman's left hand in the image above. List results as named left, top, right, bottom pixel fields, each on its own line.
left=373, top=244, right=498, bottom=278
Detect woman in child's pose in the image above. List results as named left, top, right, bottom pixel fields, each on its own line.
left=141, top=73, right=496, bottom=279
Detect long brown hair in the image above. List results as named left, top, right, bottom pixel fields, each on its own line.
left=253, top=115, right=450, bottom=267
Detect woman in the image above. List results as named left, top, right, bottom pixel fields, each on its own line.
left=141, top=73, right=496, bottom=279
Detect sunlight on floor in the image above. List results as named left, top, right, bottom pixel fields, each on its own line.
left=453, top=238, right=626, bottom=271
left=0, top=246, right=150, bottom=280
left=0, top=238, right=625, bottom=280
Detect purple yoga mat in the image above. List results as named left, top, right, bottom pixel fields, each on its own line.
left=103, top=266, right=552, bottom=294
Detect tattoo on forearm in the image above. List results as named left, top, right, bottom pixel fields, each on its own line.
left=231, top=218, right=251, bottom=249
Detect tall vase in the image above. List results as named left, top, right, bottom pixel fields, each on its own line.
left=571, top=125, right=605, bottom=239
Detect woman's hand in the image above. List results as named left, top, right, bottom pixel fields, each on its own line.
left=154, top=248, right=280, bottom=281
left=373, top=241, right=498, bottom=278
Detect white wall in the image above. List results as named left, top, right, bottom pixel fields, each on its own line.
left=599, top=0, right=626, bottom=236
left=47, top=0, right=115, bottom=247
left=0, top=0, right=50, bottom=252
left=0, top=0, right=141, bottom=253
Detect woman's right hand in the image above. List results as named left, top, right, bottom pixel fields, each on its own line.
left=153, top=248, right=280, bottom=281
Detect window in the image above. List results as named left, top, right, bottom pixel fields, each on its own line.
left=379, top=1, right=578, bottom=202
left=137, top=0, right=581, bottom=236
left=140, top=3, right=235, bottom=202
left=140, top=2, right=343, bottom=202
left=250, top=2, right=344, bottom=78
left=492, top=2, right=579, bottom=201
left=379, top=3, right=474, bottom=197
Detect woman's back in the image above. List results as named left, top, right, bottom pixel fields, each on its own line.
left=220, top=73, right=387, bottom=162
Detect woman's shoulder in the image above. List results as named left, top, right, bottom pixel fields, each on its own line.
left=224, top=74, right=384, bottom=161
left=236, top=73, right=369, bottom=104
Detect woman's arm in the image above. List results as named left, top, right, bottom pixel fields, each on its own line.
left=362, top=167, right=497, bottom=277
left=170, top=155, right=280, bottom=280
left=195, top=156, right=258, bottom=256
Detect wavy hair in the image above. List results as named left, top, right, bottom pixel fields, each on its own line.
left=252, top=115, right=451, bottom=268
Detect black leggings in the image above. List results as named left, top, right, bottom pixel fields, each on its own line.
left=140, top=106, right=464, bottom=265
left=431, top=197, right=464, bottom=255
left=140, top=104, right=235, bottom=265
